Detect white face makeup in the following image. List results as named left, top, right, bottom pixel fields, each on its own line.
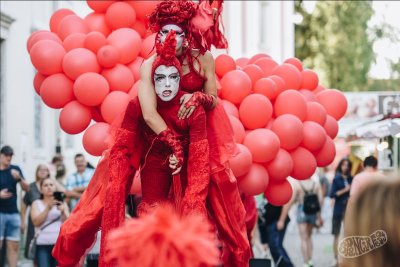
left=159, top=24, right=185, bottom=51
left=154, top=65, right=180, bottom=102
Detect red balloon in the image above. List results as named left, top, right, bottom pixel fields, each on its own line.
left=323, top=115, right=339, bottom=139
left=306, top=102, right=327, bottom=126
left=84, top=31, right=107, bottom=53
left=220, top=70, right=252, bottom=105
left=127, top=1, right=161, bottom=21
left=273, top=63, right=302, bottom=90
left=62, top=48, right=100, bottom=80
left=290, top=147, right=317, bottom=180
left=242, top=64, right=264, bottom=88
left=239, top=94, right=273, bottom=129
left=128, top=81, right=140, bottom=99
left=91, top=106, right=105, bottom=122
left=107, top=28, right=142, bottom=64
left=235, top=57, right=249, bottom=68
left=97, top=45, right=120, bottom=68
left=284, top=57, right=303, bottom=72
left=50, top=9, right=75, bottom=33
left=57, top=15, right=89, bottom=40
left=301, top=121, right=327, bottom=151
left=301, top=70, right=319, bottom=90
left=30, top=40, right=66, bottom=75
left=215, top=54, right=236, bottom=77
left=271, top=114, right=304, bottom=151
left=243, top=129, right=280, bottom=163
left=269, top=75, right=286, bottom=95
left=238, top=163, right=269, bottom=196
left=63, top=33, right=86, bottom=52
left=228, top=115, right=245, bottom=143
left=33, top=72, right=47, bottom=95
left=249, top=53, right=270, bottom=64
left=105, top=2, right=136, bottom=29
left=132, top=20, right=147, bottom=38
left=127, top=56, right=144, bottom=82
left=264, top=149, right=293, bottom=183
left=316, top=89, right=348, bottom=120
left=101, top=91, right=131, bottom=124
left=27, top=31, right=62, bottom=53
left=102, top=64, right=135, bottom=92
left=59, top=101, right=92, bottom=134
left=254, top=58, right=278, bottom=77
left=299, top=89, right=317, bottom=102
left=83, top=122, right=110, bottom=156
left=87, top=1, right=115, bottom=13
left=84, top=13, right=111, bottom=37
left=313, top=84, right=326, bottom=94
left=274, top=90, right=307, bottom=121
left=313, top=136, right=336, bottom=167
left=221, top=100, right=239, bottom=118
left=254, top=78, right=278, bottom=101
left=264, top=179, right=293, bottom=206
left=229, top=144, right=253, bottom=177
left=140, top=33, right=157, bottom=59
left=74, top=72, right=110, bottom=106
left=265, top=117, right=275, bottom=130
left=40, top=73, right=75, bottom=108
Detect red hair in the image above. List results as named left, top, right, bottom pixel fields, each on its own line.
left=105, top=205, right=220, bottom=267
left=151, top=31, right=182, bottom=83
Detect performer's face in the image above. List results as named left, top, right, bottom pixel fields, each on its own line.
left=159, top=24, right=185, bottom=51
left=154, top=65, right=180, bottom=102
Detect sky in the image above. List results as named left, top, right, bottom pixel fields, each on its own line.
left=303, top=1, right=400, bottom=80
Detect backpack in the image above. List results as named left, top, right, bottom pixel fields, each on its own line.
left=301, top=182, right=321, bottom=215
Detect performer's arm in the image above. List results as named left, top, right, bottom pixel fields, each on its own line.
left=138, top=56, right=168, bottom=135
left=182, top=107, right=210, bottom=215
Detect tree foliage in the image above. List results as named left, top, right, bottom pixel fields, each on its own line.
left=295, top=1, right=375, bottom=91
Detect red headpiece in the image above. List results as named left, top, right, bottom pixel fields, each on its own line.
left=151, top=31, right=182, bottom=83
left=148, top=0, right=197, bottom=33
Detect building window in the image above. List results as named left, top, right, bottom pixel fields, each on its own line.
left=34, top=92, right=43, bottom=148
left=259, top=1, right=269, bottom=49
left=0, top=39, right=4, bottom=145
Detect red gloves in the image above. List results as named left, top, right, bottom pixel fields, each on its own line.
left=184, top=92, right=215, bottom=110
left=158, top=128, right=184, bottom=169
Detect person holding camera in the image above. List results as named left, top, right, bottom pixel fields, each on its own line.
left=31, top=177, right=69, bottom=267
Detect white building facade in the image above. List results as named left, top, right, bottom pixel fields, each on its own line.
left=0, top=1, right=294, bottom=182
left=0, top=1, right=93, bottom=180
left=220, top=1, right=294, bottom=63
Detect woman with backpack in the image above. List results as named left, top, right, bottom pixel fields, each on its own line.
left=291, top=175, right=324, bottom=267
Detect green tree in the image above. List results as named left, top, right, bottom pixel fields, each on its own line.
left=295, top=1, right=375, bottom=91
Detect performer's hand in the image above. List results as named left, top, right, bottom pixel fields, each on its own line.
left=169, top=155, right=182, bottom=175
left=178, top=93, right=196, bottom=119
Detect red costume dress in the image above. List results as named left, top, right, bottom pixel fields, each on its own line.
left=180, top=66, right=251, bottom=267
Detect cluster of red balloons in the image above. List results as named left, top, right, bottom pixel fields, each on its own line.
left=217, top=53, right=347, bottom=205
left=28, top=1, right=161, bottom=156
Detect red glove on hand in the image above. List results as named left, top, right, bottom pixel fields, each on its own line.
left=158, top=128, right=184, bottom=169
left=184, top=92, right=215, bottom=110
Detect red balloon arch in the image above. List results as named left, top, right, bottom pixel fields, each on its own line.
left=28, top=0, right=347, bottom=204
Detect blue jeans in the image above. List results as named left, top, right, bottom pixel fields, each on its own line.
left=266, top=221, right=294, bottom=267
left=36, top=245, right=57, bottom=267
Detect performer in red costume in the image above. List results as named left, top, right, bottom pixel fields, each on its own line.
left=53, top=32, right=210, bottom=267
left=139, top=1, right=250, bottom=266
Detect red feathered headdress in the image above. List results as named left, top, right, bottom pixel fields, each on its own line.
left=148, top=0, right=197, bottom=33
left=151, top=31, right=182, bottom=83
left=105, top=205, right=220, bottom=267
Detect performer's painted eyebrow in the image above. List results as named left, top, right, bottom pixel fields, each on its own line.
left=154, top=73, right=166, bottom=77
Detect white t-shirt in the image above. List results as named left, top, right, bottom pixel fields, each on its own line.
left=34, top=200, right=62, bottom=245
